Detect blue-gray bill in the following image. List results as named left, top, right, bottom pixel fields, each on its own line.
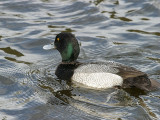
left=43, top=43, right=55, bottom=50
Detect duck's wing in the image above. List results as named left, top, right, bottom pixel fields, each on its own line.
left=113, top=64, right=152, bottom=91
left=112, top=62, right=160, bottom=91
left=75, top=61, right=145, bottom=77
left=73, top=61, right=159, bottom=91
left=78, top=62, right=153, bottom=91
left=114, top=64, right=145, bottom=79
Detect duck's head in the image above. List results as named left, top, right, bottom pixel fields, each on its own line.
left=43, top=32, right=80, bottom=62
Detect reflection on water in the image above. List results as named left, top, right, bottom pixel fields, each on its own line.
left=0, top=47, right=24, bottom=57
left=127, top=29, right=160, bottom=36
left=0, top=0, right=160, bottom=119
left=4, top=57, right=32, bottom=65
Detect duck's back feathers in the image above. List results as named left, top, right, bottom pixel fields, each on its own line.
left=113, top=63, right=152, bottom=91
left=56, top=61, right=156, bottom=91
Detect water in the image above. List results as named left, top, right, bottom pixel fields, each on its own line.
left=0, top=0, right=160, bottom=119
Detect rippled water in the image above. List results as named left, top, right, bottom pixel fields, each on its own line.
left=0, top=0, right=160, bottom=119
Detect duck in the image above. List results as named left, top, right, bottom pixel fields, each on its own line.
left=43, top=32, right=160, bottom=91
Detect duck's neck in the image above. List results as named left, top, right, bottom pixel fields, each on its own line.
left=61, top=43, right=79, bottom=62
left=61, top=43, right=73, bottom=62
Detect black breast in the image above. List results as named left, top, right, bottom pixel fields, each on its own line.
left=55, top=62, right=81, bottom=80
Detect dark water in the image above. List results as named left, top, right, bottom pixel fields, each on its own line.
left=0, top=0, right=160, bottom=119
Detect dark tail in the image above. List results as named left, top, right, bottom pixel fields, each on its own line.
left=150, top=79, right=160, bottom=91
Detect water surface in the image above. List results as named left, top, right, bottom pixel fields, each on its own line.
left=0, top=0, right=160, bottom=119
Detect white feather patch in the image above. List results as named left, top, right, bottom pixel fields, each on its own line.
left=71, top=72, right=123, bottom=89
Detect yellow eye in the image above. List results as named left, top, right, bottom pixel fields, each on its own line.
left=57, top=38, right=60, bottom=41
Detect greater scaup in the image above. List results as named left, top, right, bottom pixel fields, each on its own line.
left=43, top=32, right=160, bottom=91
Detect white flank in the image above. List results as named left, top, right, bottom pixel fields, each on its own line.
left=71, top=72, right=123, bottom=89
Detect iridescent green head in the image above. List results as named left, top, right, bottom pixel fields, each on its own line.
left=54, top=32, right=80, bottom=62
